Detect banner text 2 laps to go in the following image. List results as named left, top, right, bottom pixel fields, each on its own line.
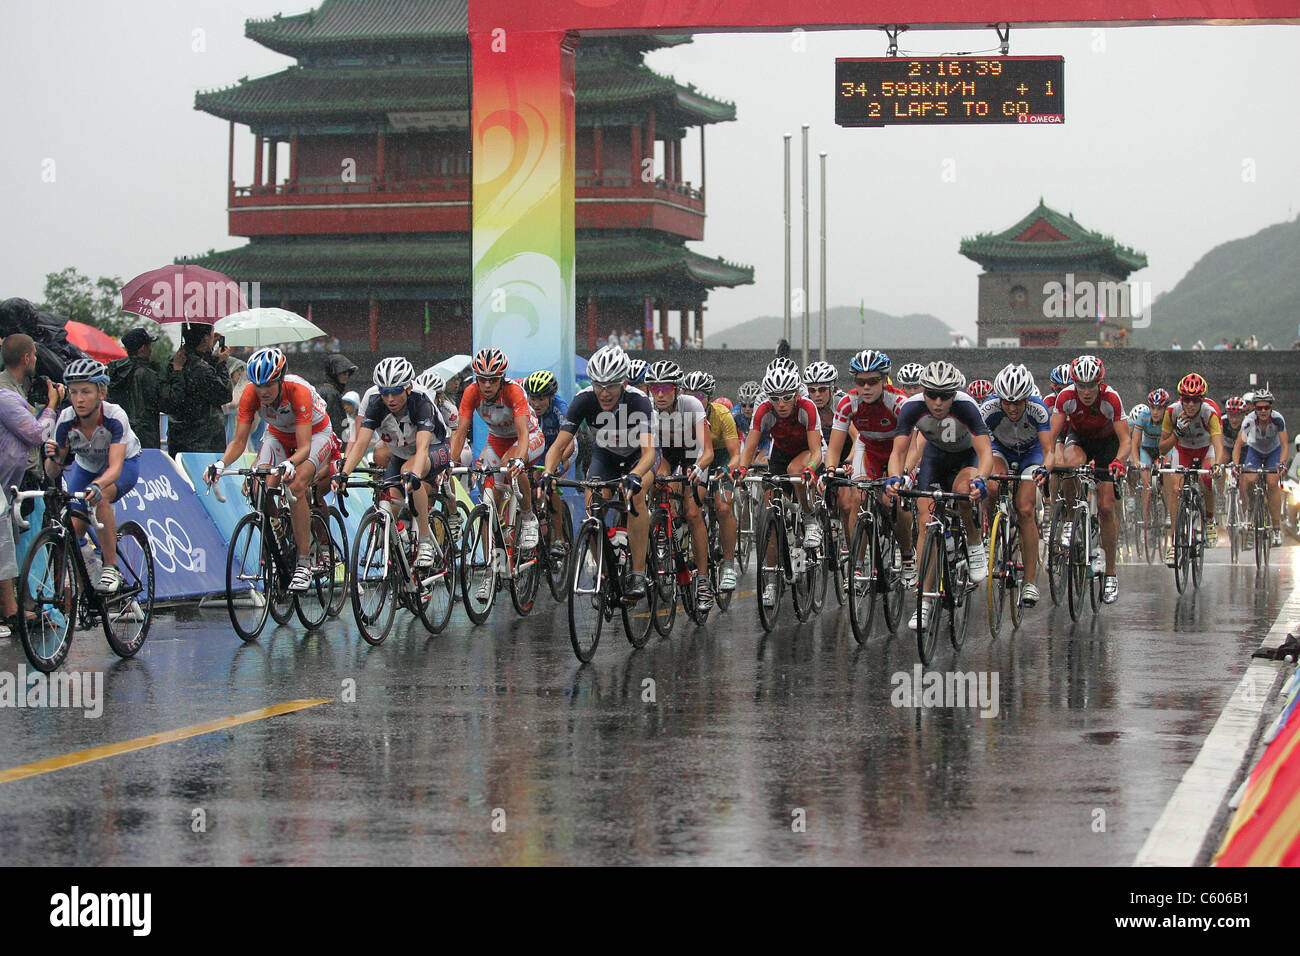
left=836, top=57, right=1064, bottom=127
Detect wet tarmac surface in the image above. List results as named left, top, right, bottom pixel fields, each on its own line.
left=0, top=544, right=1294, bottom=865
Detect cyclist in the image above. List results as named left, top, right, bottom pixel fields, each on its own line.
left=627, top=359, right=648, bottom=389
left=1233, top=388, right=1288, bottom=547
left=733, top=380, right=761, bottom=438
left=1046, top=354, right=1130, bottom=604
left=980, top=363, right=1052, bottom=607
left=966, top=379, right=995, bottom=404
left=683, top=370, right=741, bottom=592
left=1129, top=388, right=1170, bottom=522
left=542, top=345, right=655, bottom=598
left=449, top=348, right=545, bottom=554
left=332, top=357, right=451, bottom=568
left=884, top=360, right=992, bottom=630
left=1158, top=372, right=1226, bottom=560
left=416, top=368, right=461, bottom=435
left=805, top=360, right=845, bottom=445
left=43, top=359, right=143, bottom=593
left=646, top=360, right=715, bottom=610
left=894, top=362, right=925, bottom=398
left=736, top=363, right=824, bottom=609
left=1044, top=363, right=1073, bottom=413
left=524, top=369, right=576, bottom=554
left=203, top=347, right=338, bottom=591
left=1221, top=395, right=1246, bottom=451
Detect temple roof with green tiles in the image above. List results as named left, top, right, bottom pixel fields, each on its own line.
left=181, top=235, right=753, bottom=299
left=959, top=199, right=1148, bottom=279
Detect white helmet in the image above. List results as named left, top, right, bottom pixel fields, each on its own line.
left=586, top=345, right=630, bottom=384
left=919, top=360, right=963, bottom=393
left=1129, top=403, right=1150, bottom=425
left=737, top=380, right=761, bottom=404
left=993, top=363, right=1035, bottom=402
left=761, top=365, right=802, bottom=396
left=415, top=367, right=445, bottom=394
left=373, top=356, right=415, bottom=389
left=895, top=362, right=925, bottom=387
left=804, top=361, right=838, bottom=385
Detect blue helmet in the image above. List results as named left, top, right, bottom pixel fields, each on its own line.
left=247, top=347, right=287, bottom=386
left=849, top=349, right=891, bottom=374
left=1050, top=362, right=1073, bottom=388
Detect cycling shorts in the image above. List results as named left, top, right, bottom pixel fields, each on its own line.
left=991, top=440, right=1044, bottom=476
left=917, top=446, right=977, bottom=493
left=1244, top=446, right=1282, bottom=470
left=67, top=456, right=141, bottom=516
left=483, top=429, right=545, bottom=468
left=258, top=428, right=341, bottom=475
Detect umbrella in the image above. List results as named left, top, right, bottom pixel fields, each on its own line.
left=428, top=354, right=472, bottom=384
left=120, top=265, right=246, bottom=324
left=214, top=308, right=325, bottom=348
left=63, top=321, right=126, bottom=363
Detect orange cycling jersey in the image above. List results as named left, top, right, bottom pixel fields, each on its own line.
left=238, top=374, right=330, bottom=445
left=458, top=380, right=539, bottom=439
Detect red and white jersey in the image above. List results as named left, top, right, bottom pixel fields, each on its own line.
left=1044, top=390, right=1060, bottom=413
left=832, top=390, right=906, bottom=451
left=238, top=374, right=330, bottom=445
left=458, top=380, right=541, bottom=440
left=752, top=396, right=820, bottom=457
left=1163, top=399, right=1223, bottom=450
left=1053, top=383, right=1124, bottom=440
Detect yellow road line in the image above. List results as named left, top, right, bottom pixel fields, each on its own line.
left=0, top=698, right=331, bottom=785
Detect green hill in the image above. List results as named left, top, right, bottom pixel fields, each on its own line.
left=1151, top=215, right=1300, bottom=348
left=705, top=305, right=957, bottom=350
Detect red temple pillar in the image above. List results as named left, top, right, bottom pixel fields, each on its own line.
left=642, top=295, right=654, bottom=350
left=665, top=138, right=675, bottom=185
left=586, top=296, right=598, bottom=351
left=679, top=307, right=688, bottom=348
left=592, top=127, right=603, bottom=185
left=630, top=125, right=642, bottom=183
left=267, top=139, right=278, bottom=192
left=646, top=108, right=655, bottom=178
left=368, top=298, right=379, bottom=352
left=227, top=122, right=235, bottom=204
left=695, top=304, right=704, bottom=346
left=674, top=137, right=683, bottom=183
left=252, top=136, right=263, bottom=193
left=658, top=301, right=669, bottom=350
left=289, top=134, right=299, bottom=191
left=376, top=130, right=386, bottom=188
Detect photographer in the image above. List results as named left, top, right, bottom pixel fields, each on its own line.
left=161, top=322, right=232, bottom=455
left=107, top=326, right=164, bottom=449
left=0, top=335, right=64, bottom=636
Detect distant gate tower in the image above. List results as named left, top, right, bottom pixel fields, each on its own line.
left=185, top=0, right=751, bottom=353
left=960, top=200, right=1148, bottom=348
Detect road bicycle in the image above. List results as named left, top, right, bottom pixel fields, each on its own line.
left=1142, top=467, right=1169, bottom=566
left=986, top=472, right=1038, bottom=639
left=749, top=472, right=821, bottom=632
left=1235, top=465, right=1279, bottom=570
left=11, top=481, right=155, bottom=673
left=212, top=465, right=337, bottom=640
left=701, top=468, right=737, bottom=614
left=1159, top=465, right=1213, bottom=594
left=553, top=475, right=656, bottom=662
left=454, top=464, right=542, bottom=623
left=824, top=473, right=905, bottom=644
left=647, top=472, right=709, bottom=635
left=733, top=463, right=766, bottom=574
left=532, top=463, right=574, bottom=603
left=1047, top=465, right=1106, bottom=620
left=899, top=487, right=977, bottom=665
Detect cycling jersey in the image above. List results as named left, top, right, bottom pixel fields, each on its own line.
left=561, top=385, right=653, bottom=459
left=653, top=394, right=707, bottom=452
left=458, top=380, right=539, bottom=440
left=810, top=389, right=847, bottom=442
left=751, top=396, right=820, bottom=458
left=1131, top=406, right=1165, bottom=449
left=237, top=374, right=330, bottom=445
left=833, top=390, right=905, bottom=452
left=53, top=402, right=141, bottom=473
left=1162, top=399, right=1222, bottom=450
left=1054, top=383, right=1125, bottom=440
left=534, top=394, right=569, bottom=454
left=706, top=401, right=739, bottom=449
left=895, top=392, right=988, bottom=453
left=358, top=384, right=448, bottom=459
left=1240, top=409, right=1286, bottom=455
left=981, top=396, right=1050, bottom=456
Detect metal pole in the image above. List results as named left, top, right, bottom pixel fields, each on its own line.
left=783, top=134, right=791, bottom=347
left=801, top=124, right=810, bottom=370
left=819, top=151, right=827, bottom=363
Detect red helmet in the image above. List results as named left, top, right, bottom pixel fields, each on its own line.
left=966, top=379, right=995, bottom=402
left=1147, top=388, right=1170, bottom=407
left=1177, top=373, right=1207, bottom=399
left=472, top=347, right=509, bottom=378
left=1225, top=395, right=1247, bottom=413
left=1070, top=354, right=1105, bottom=385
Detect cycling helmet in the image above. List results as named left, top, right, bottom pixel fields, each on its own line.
left=966, top=379, right=995, bottom=402
left=63, top=358, right=109, bottom=385
left=954, top=369, right=967, bottom=390
left=1147, top=387, right=1170, bottom=407
left=918, top=360, right=963, bottom=393
left=1177, top=372, right=1207, bottom=399
left=586, top=345, right=630, bottom=384
left=1251, top=388, right=1274, bottom=406
left=627, top=359, right=648, bottom=384
left=716, top=396, right=734, bottom=411
left=645, top=360, right=684, bottom=386
left=767, top=356, right=799, bottom=377
left=1070, top=355, right=1105, bottom=385
left=761, top=365, right=802, bottom=396
left=471, top=347, right=509, bottom=378
left=1128, top=403, right=1150, bottom=425
left=682, top=370, right=715, bottom=395
left=804, top=361, right=838, bottom=385
left=849, top=349, right=891, bottom=374
left=992, top=364, right=1034, bottom=403
left=373, top=356, right=415, bottom=389
left=246, top=347, right=287, bottom=385
left=415, top=368, right=445, bottom=394
left=1050, top=363, right=1073, bottom=388
left=894, top=362, right=925, bottom=388
left=524, top=369, right=559, bottom=398
left=1224, top=395, right=1247, bottom=413
left=737, top=380, right=761, bottom=404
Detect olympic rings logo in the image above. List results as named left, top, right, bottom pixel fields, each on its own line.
left=145, top=517, right=203, bottom=574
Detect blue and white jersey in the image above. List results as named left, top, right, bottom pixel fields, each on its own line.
left=535, top=394, right=569, bottom=454
left=1241, top=409, right=1287, bottom=455
left=1130, top=405, right=1164, bottom=449
left=358, top=384, right=448, bottom=459
left=980, top=396, right=1050, bottom=455
left=53, top=401, right=141, bottom=473
left=895, top=391, right=988, bottom=453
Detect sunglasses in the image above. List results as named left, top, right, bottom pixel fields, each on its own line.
left=1255, top=404, right=1272, bottom=411
left=925, top=390, right=956, bottom=401
left=378, top=386, right=406, bottom=397
left=647, top=383, right=676, bottom=394
left=591, top=381, right=621, bottom=394
left=807, top=385, right=833, bottom=394
left=478, top=376, right=503, bottom=386
left=855, top=376, right=883, bottom=388
left=769, top=392, right=797, bottom=403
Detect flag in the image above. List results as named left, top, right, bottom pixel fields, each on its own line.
left=424, top=301, right=431, bottom=335
left=859, top=299, right=866, bottom=325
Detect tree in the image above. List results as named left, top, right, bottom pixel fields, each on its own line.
left=39, top=266, right=135, bottom=338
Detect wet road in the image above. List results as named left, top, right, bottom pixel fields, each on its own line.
left=0, top=544, right=1294, bottom=865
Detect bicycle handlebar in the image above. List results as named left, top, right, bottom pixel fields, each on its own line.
left=9, top=485, right=104, bottom=531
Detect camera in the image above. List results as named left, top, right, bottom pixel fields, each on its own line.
left=27, top=374, right=51, bottom=407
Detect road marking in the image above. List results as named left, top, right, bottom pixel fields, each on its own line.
left=0, top=698, right=331, bottom=785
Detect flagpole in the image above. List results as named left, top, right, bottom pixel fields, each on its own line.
left=819, top=150, right=827, bottom=363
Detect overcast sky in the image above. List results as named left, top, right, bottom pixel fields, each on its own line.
left=2, top=2, right=1298, bottom=338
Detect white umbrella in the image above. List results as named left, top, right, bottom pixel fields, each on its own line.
left=214, top=308, right=326, bottom=348
left=428, top=354, right=473, bottom=383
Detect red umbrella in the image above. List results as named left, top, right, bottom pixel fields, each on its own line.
left=64, top=321, right=127, bottom=363
left=120, top=264, right=247, bottom=324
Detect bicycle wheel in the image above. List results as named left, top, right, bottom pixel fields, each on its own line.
left=17, top=528, right=78, bottom=673
left=568, top=523, right=606, bottom=662
left=266, top=515, right=296, bottom=626
left=415, top=511, right=456, bottom=634
left=102, top=520, right=154, bottom=658
left=510, top=508, right=541, bottom=617
left=756, top=509, right=784, bottom=632
left=324, top=506, right=349, bottom=618
left=847, top=512, right=877, bottom=644
left=1007, top=522, right=1024, bottom=631
left=809, top=512, right=829, bottom=614
left=950, top=540, right=973, bottom=651
left=1046, top=499, right=1068, bottom=605
left=1190, top=503, right=1205, bottom=589
left=790, top=515, right=817, bottom=623
left=226, top=512, right=270, bottom=642
left=622, top=546, right=656, bottom=649
left=545, top=498, right=573, bottom=602
left=830, top=515, right=850, bottom=607
left=710, top=508, right=734, bottom=613
left=351, top=510, right=396, bottom=645
left=880, top=517, right=907, bottom=633
left=459, top=504, right=496, bottom=625
left=987, top=512, right=1008, bottom=639
left=1254, top=493, right=1269, bottom=571
left=294, top=511, right=335, bottom=630
left=915, top=528, right=944, bottom=666
left=649, top=513, right=677, bottom=637
left=1067, top=510, right=1087, bottom=622
left=1173, top=499, right=1190, bottom=594
left=735, top=488, right=754, bottom=573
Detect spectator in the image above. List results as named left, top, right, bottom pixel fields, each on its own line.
left=107, top=326, right=165, bottom=449
left=161, top=322, right=232, bottom=455
left=1193, top=339, right=1206, bottom=350
left=632, top=330, right=643, bottom=350
left=318, top=353, right=357, bottom=439
left=0, top=333, right=52, bottom=477
left=340, top=390, right=362, bottom=456
left=607, top=329, right=619, bottom=348
left=619, top=330, right=631, bottom=349
left=1170, top=339, right=1182, bottom=350
left=0, top=364, right=62, bottom=636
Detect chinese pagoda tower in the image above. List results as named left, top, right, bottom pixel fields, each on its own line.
left=185, top=0, right=752, bottom=353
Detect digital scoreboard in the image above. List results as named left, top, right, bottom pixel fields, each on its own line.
left=835, top=56, right=1064, bottom=127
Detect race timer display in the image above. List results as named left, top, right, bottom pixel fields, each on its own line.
left=835, top=56, right=1064, bottom=127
